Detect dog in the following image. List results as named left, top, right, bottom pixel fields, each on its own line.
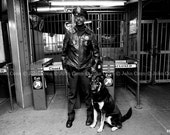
left=89, top=73, right=132, bottom=133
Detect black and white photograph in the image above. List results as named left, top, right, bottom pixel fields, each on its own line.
left=0, top=0, right=170, bottom=135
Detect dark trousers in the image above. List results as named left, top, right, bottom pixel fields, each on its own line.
left=67, top=70, right=93, bottom=120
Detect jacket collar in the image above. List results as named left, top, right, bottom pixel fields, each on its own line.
left=73, top=25, right=92, bottom=35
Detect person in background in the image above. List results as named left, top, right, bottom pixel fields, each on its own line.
left=61, top=7, right=100, bottom=128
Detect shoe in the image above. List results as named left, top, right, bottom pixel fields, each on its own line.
left=66, top=111, right=75, bottom=128
left=85, top=117, right=93, bottom=126
left=66, top=119, right=73, bottom=128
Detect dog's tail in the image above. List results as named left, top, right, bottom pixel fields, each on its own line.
left=121, top=107, right=132, bottom=122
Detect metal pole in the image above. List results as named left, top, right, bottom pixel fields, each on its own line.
left=26, top=0, right=33, bottom=63
left=135, top=0, right=142, bottom=109
left=6, top=63, right=14, bottom=112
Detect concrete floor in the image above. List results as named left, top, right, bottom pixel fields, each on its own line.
left=0, top=84, right=170, bottom=135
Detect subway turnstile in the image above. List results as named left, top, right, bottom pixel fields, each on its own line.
left=102, top=57, right=138, bottom=100
left=102, top=57, right=115, bottom=99
left=31, top=58, right=53, bottom=110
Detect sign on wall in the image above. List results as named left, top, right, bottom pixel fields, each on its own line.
left=129, top=18, right=137, bottom=35
left=0, top=22, right=5, bottom=63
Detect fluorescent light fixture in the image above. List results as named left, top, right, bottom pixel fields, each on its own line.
left=37, top=7, right=65, bottom=12
left=50, top=1, right=125, bottom=7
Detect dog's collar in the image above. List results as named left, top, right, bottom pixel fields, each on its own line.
left=92, top=95, right=108, bottom=103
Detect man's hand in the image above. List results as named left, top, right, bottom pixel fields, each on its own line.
left=91, top=67, right=96, bottom=72
left=61, top=56, right=66, bottom=69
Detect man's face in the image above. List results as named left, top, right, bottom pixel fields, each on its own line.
left=74, top=15, right=86, bottom=26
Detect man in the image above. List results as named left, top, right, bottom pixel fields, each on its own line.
left=61, top=7, right=100, bottom=128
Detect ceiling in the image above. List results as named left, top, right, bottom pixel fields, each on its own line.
left=29, top=0, right=127, bottom=14
left=1, top=0, right=170, bottom=20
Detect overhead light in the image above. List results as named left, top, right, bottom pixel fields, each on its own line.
left=37, top=7, right=65, bottom=12
left=29, top=0, right=40, bottom=2
left=50, top=1, right=125, bottom=7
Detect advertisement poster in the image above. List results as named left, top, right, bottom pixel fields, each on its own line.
left=0, top=22, right=5, bottom=63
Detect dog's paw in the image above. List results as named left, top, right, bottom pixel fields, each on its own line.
left=90, top=123, right=96, bottom=128
left=97, top=128, right=103, bottom=133
left=111, top=127, right=118, bottom=132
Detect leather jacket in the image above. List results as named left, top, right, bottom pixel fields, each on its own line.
left=62, top=22, right=100, bottom=71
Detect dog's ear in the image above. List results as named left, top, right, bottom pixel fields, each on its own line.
left=86, top=68, right=94, bottom=78
left=97, top=73, right=105, bottom=82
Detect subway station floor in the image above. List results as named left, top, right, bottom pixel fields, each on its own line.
left=0, top=84, right=170, bottom=135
